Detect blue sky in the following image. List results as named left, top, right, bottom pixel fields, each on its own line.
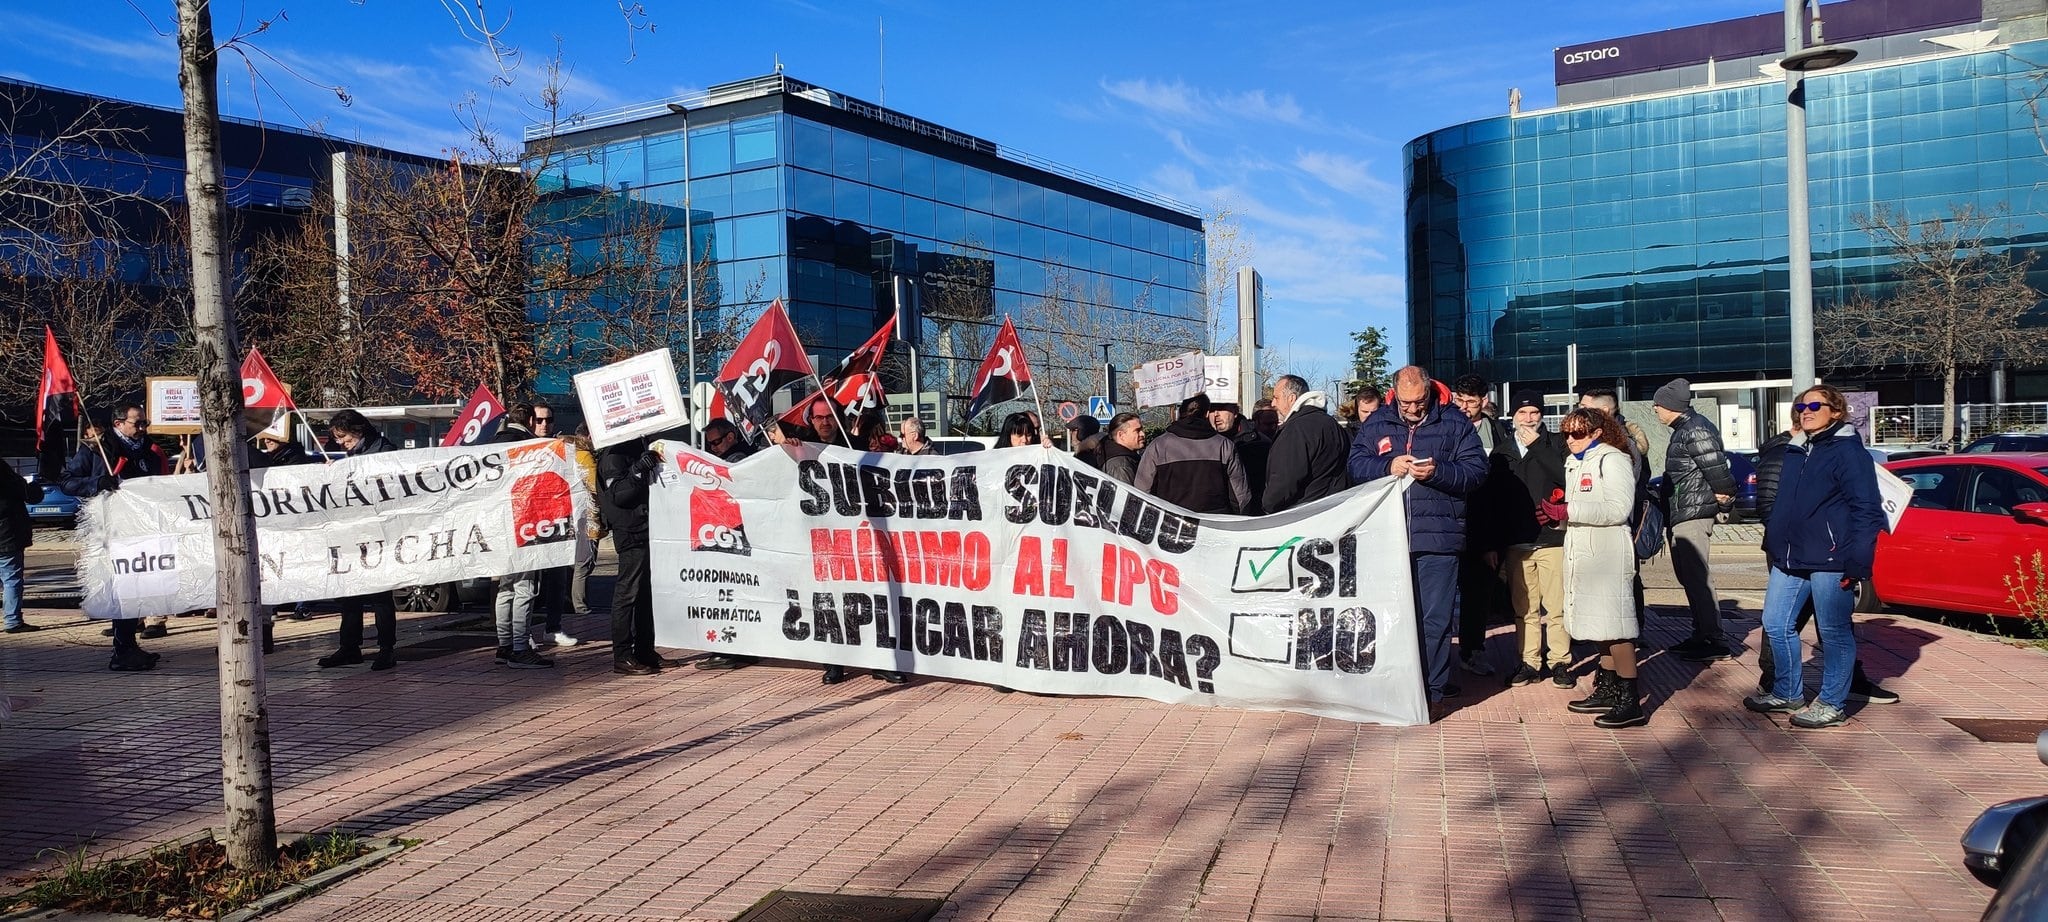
left=2, top=0, right=1767, bottom=379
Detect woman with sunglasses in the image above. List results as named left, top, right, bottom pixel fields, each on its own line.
left=1556, top=407, right=1648, bottom=728
left=1743, top=385, right=1883, bottom=729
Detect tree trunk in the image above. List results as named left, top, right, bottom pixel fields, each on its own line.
left=177, top=0, right=277, bottom=873
left=1943, top=361, right=1958, bottom=447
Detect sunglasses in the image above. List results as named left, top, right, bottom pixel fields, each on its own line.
left=1562, top=428, right=1593, bottom=438
left=1794, top=401, right=1830, bottom=413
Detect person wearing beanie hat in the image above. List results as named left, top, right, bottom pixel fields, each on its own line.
left=1653, top=377, right=1740, bottom=663
left=1064, top=414, right=1103, bottom=469
left=1498, top=390, right=1572, bottom=688
left=1653, top=378, right=1693, bottom=414
left=1207, top=401, right=1270, bottom=515
left=1137, top=392, right=1249, bottom=515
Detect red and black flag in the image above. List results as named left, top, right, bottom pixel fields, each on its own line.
left=820, top=313, right=894, bottom=386
left=35, top=326, right=80, bottom=477
left=715, top=299, right=815, bottom=436
left=441, top=384, right=505, bottom=447
left=964, top=316, right=1033, bottom=420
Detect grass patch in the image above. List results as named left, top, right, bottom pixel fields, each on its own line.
left=4, top=831, right=375, bottom=920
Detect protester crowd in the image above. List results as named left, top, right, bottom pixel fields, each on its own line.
left=5, top=366, right=1892, bottom=730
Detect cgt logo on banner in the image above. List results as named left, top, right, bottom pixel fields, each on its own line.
left=647, top=442, right=1427, bottom=726
left=77, top=441, right=591, bottom=620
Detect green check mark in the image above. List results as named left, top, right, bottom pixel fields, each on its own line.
left=1246, top=537, right=1301, bottom=581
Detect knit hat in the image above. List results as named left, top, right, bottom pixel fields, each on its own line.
left=1065, top=415, right=1100, bottom=438
left=1653, top=378, right=1692, bottom=413
left=1510, top=390, right=1543, bottom=413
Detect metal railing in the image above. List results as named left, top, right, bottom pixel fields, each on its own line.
left=1870, top=403, right=2048, bottom=446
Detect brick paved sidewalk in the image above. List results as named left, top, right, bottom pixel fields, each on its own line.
left=3, top=595, right=2044, bottom=921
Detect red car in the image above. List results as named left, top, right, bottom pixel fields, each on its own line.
left=1870, top=453, right=2048, bottom=618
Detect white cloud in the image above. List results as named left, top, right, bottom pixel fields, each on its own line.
left=0, top=11, right=177, bottom=80
left=1099, top=77, right=1310, bottom=129
left=1293, top=149, right=1397, bottom=201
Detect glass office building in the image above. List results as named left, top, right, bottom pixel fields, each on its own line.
left=1406, top=3, right=2048, bottom=403
left=525, top=75, right=1207, bottom=411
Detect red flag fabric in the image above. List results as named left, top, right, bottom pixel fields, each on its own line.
left=775, top=370, right=887, bottom=430
left=441, top=384, right=506, bottom=447
left=715, top=299, right=814, bottom=433
left=821, top=314, right=894, bottom=386
left=35, top=326, right=79, bottom=453
left=240, top=348, right=297, bottom=411
left=964, top=317, right=1033, bottom=420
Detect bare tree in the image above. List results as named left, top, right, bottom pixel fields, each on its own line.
left=174, top=0, right=274, bottom=873
left=1821, top=203, right=2048, bottom=444
left=0, top=209, right=181, bottom=414
left=0, top=85, right=163, bottom=261
left=1200, top=204, right=1252, bottom=354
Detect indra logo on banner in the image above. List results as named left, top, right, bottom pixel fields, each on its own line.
left=108, top=535, right=179, bottom=599
left=507, top=443, right=576, bottom=548
left=680, top=454, right=750, bottom=556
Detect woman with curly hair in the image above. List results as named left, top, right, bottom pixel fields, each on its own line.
left=1556, top=406, right=1647, bottom=728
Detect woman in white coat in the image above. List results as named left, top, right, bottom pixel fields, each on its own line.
left=1556, top=407, right=1647, bottom=728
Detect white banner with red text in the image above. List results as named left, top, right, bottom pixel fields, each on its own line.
left=648, top=443, right=1427, bottom=726
left=78, top=440, right=591, bottom=620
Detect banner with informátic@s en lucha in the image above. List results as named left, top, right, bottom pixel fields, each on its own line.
left=648, top=442, right=1427, bottom=726
left=78, top=440, right=591, bottom=620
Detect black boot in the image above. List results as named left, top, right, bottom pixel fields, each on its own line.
left=1594, top=677, right=1648, bottom=728
left=1567, top=668, right=1619, bottom=713
left=821, top=664, right=844, bottom=685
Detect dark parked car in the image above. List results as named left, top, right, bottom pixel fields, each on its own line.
left=1651, top=451, right=1758, bottom=522
left=1963, top=730, right=2048, bottom=920
left=394, top=578, right=495, bottom=612
left=1965, top=433, right=2048, bottom=454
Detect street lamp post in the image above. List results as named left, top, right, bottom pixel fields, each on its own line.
left=665, top=102, right=700, bottom=447
left=1781, top=0, right=1857, bottom=390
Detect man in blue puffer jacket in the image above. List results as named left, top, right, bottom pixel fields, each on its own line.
left=1350, top=366, right=1489, bottom=704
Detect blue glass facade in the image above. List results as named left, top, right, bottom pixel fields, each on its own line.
left=1406, top=41, right=2048, bottom=398
left=530, top=81, right=1206, bottom=400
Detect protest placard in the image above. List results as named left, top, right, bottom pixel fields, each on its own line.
left=648, top=442, right=1427, bottom=726
left=146, top=377, right=204, bottom=435
left=1132, top=351, right=1206, bottom=409
left=575, top=349, right=688, bottom=448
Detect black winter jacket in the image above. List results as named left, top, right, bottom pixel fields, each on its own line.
left=598, top=439, right=655, bottom=548
left=1463, top=417, right=1526, bottom=553
left=1501, top=428, right=1568, bottom=548
left=1100, top=440, right=1139, bottom=485
left=1136, top=417, right=1249, bottom=515
left=0, top=463, right=44, bottom=552
left=1229, top=428, right=1272, bottom=515
left=61, top=434, right=168, bottom=498
left=1262, top=404, right=1350, bottom=513
left=1753, top=430, right=1794, bottom=521
left=1662, top=411, right=1737, bottom=525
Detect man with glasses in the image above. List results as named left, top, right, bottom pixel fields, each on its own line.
left=704, top=418, right=754, bottom=463
left=64, top=403, right=170, bottom=670
left=802, top=401, right=845, bottom=446
left=1349, top=367, right=1488, bottom=708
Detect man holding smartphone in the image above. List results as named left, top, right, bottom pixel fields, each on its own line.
left=1349, top=366, right=1489, bottom=709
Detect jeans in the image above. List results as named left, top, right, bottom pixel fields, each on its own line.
left=1412, top=552, right=1460, bottom=700
left=571, top=552, right=597, bottom=614
left=1759, top=598, right=1875, bottom=692
left=1762, top=566, right=1857, bottom=708
left=0, top=547, right=23, bottom=629
left=1670, top=517, right=1720, bottom=644
left=494, top=571, right=539, bottom=650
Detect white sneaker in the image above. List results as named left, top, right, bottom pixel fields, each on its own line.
left=550, top=631, right=581, bottom=647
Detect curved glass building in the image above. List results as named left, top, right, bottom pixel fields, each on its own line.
left=1406, top=0, right=2048, bottom=405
